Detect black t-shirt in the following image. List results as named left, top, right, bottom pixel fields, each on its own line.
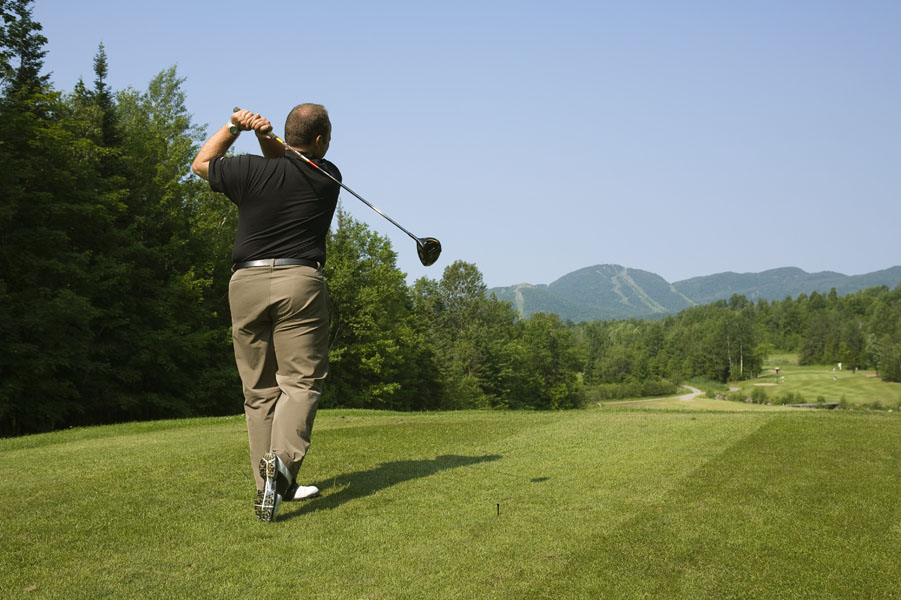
left=209, top=151, right=341, bottom=265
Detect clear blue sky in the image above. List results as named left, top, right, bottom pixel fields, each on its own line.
left=33, top=0, right=900, bottom=288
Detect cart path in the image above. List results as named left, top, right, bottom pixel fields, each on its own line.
left=676, top=385, right=703, bottom=401
left=603, top=385, right=704, bottom=405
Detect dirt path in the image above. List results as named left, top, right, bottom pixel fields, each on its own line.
left=676, top=385, right=703, bottom=402
left=604, top=385, right=704, bottom=405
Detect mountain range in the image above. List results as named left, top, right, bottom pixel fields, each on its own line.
left=489, top=265, right=901, bottom=322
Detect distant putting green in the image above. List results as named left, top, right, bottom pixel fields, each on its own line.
left=735, top=353, right=901, bottom=409
left=1, top=407, right=899, bottom=599
left=604, top=395, right=790, bottom=412
left=599, top=386, right=790, bottom=412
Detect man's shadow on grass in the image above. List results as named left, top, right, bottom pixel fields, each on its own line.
left=280, top=454, right=502, bottom=520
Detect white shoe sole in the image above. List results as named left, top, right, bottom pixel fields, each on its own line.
left=257, top=452, right=282, bottom=522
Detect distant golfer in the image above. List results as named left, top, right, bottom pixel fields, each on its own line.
left=192, top=105, right=340, bottom=522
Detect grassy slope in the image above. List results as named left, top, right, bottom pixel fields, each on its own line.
left=1, top=408, right=899, bottom=599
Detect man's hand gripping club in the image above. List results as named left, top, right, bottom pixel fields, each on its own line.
left=191, top=109, right=280, bottom=180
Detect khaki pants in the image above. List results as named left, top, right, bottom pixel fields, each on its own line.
left=228, top=264, right=329, bottom=491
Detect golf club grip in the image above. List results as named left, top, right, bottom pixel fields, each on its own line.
left=231, top=106, right=276, bottom=137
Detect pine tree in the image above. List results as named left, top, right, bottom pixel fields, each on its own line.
left=0, top=0, right=48, bottom=98
left=0, top=0, right=103, bottom=434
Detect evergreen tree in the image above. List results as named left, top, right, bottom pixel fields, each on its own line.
left=0, top=0, right=104, bottom=433
left=0, top=0, right=48, bottom=97
left=87, top=66, right=236, bottom=422
left=91, top=43, right=119, bottom=149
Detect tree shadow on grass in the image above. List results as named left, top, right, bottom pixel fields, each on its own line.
left=280, top=454, right=502, bottom=520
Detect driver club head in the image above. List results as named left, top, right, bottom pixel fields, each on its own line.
left=416, top=237, right=442, bottom=267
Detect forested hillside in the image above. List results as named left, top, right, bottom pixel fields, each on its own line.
left=673, top=266, right=901, bottom=305
left=491, top=264, right=901, bottom=321
left=2, top=1, right=899, bottom=436
left=575, top=287, right=901, bottom=393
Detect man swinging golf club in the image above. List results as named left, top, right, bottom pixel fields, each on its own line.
left=192, top=104, right=338, bottom=522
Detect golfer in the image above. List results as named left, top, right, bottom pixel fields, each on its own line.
left=192, top=104, right=340, bottom=522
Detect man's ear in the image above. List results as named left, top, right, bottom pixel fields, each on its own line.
left=312, top=134, right=329, bottom=157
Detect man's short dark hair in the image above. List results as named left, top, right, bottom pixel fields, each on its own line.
left=285, top=103, right=331, bottom=147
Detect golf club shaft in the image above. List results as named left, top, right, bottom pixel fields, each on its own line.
left=233, top=108, right=424, bottom=247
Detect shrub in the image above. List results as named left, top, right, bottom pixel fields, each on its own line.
left=586, top=379, right=678, bottom=401
left=728, top=391, right=746, bottom=403
left=778, top=391, right=804, bottom=405
left=641, top=380, right=679, bottom=397
left=750, top=388, right=768, bottom=404
left=686, top=377, right=729, bottom=395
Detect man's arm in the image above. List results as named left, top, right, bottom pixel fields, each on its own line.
left=257, top=128, right=285, bottom=158
left=191, top=110, right=280, bottom=180
left=191, top=121, right=238, bottom=181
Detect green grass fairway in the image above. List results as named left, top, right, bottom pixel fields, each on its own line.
left=2, top=408, right=899, bottom=599
left=737, top=354, right=901, bottom=409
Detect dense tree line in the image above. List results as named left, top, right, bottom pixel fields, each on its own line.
left=576, top=296, right=763, bottom=393
left=761, top=287, right=901, bottom=380
left=1, top=2, right=236, bottom=434
left=574, top=287, right=901, bottom=393
left=2, top=2, right=899, bottom=436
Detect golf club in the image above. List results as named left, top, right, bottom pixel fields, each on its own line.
left=232, top=108, right=442, bottom=267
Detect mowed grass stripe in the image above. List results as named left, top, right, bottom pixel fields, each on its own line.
left=407, top=410, right=776, bottom=599
left=1, top=409, right=899, bottom=599
left=551, top=412, right=901, bottom=599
